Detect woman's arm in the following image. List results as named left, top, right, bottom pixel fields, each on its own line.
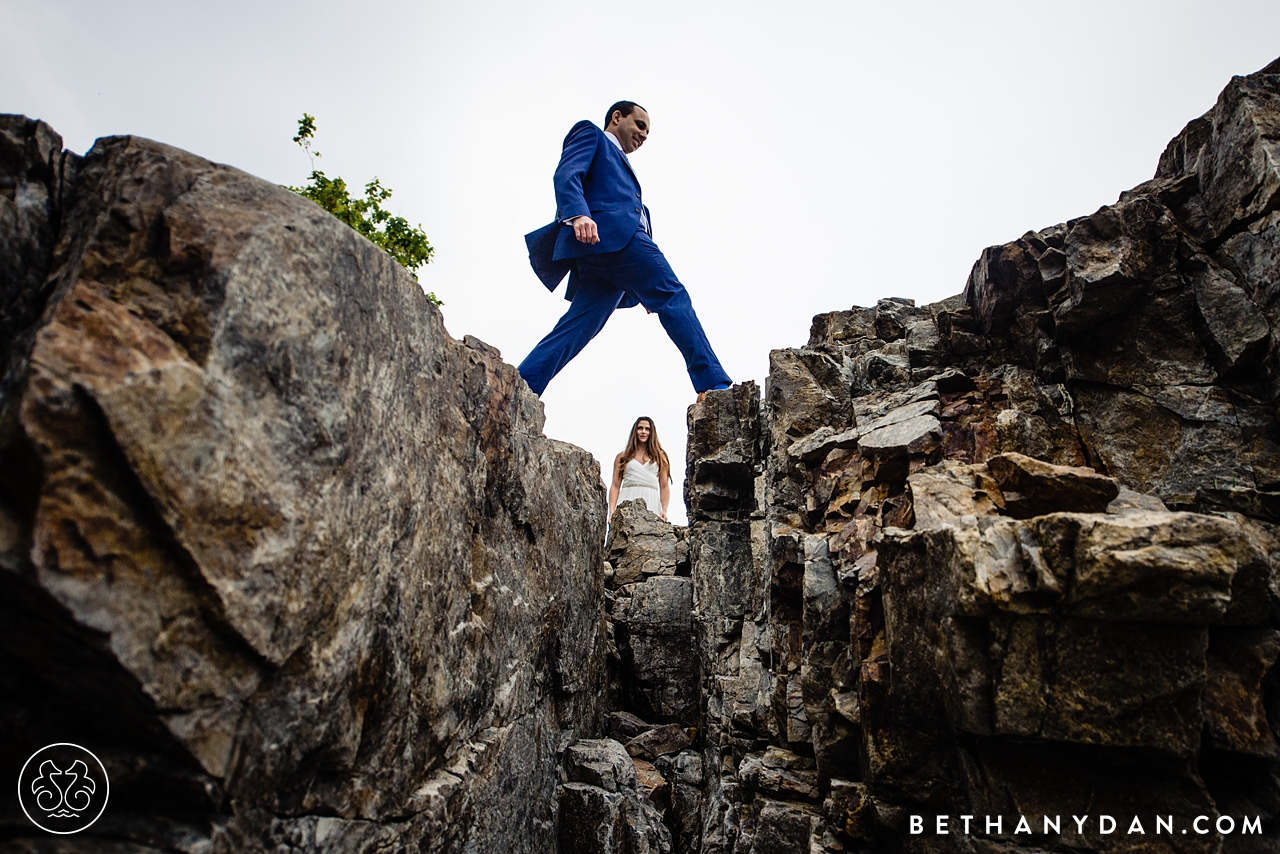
left=607, top=454, right=623, bottom=520
left=659, top=477, right=670, bottom=522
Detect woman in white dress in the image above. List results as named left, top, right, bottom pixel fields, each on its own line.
left=607, top=416, right=672, bottom=521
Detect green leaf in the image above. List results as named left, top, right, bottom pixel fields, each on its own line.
left=285, top=114, right=437, bottom=292
left=292, top=113, right=316, bottom=145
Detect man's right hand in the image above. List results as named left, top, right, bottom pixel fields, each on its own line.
left=570, top=216, right=600, bottom=244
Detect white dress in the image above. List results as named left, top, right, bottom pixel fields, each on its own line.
left=618, top=458, right=663, bottom=516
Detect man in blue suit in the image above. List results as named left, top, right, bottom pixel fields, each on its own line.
left=519, top=101, right=732, bottom=399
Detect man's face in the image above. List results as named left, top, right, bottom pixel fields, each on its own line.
left=609, top=107, right=649, bottom=154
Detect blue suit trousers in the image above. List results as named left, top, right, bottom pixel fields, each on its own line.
left=518, top=229, right=731, bottom=396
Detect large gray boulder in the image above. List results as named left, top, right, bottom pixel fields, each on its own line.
left=0, top=116, right=608, bottom=853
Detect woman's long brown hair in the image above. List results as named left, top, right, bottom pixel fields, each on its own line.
left=616, top=416, right=672, bottom=483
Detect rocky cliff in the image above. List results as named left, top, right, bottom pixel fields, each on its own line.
left=0, top=117, right=609, bottom=852
left=3, top=56, right=1279, bottom=854
left=658, top=56, right=1280, bottom=853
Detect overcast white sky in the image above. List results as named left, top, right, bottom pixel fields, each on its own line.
left=4, top=1, right=1278, bottom=523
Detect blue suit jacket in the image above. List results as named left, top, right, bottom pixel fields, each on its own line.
left=526, top=121, right=651, bottom=306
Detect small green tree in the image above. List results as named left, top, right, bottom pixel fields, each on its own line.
left=287, top=114, right=440, bottom=305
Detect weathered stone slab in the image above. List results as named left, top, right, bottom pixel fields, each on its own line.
left=908, top=460, right=1001, bottom=529
left=626, top=576, right=693, bottom=632
left=750, top=800, right=819, bottom=854
left=614, top=576, right=698, bottom=724
left=858, top=413, right=941, bottom=457
left=1191, top=262, right=1271, bottom=372
left=559, top=782, right=672, bottom=854
left=607, top=499, right=686, bottom=587
left=607, top=711, right=653, bottom=743
left=1106, top=486, right=1169, bottom=515
left=625, top=723, right=692, bottom=760
left=786, top=424, right=861, bottom=464
left=931, top=512, right=1249, bottom=624
left=564, top=739, right=638, bottom=793
left=985, top=451, right=1119, bottom=517
left=738, top=747, right=820, bottom=801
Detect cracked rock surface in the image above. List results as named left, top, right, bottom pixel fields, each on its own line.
left=0, top=115, right=608, bottom=853
left=670, top=56, right=1280, bottom=854
left=5, top=54, right=1280, bottom=854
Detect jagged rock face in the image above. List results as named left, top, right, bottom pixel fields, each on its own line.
left=676, top=59, right=1280, bottom=853
left=0, top=116, right=609, bottom=852
left=560, top=735, right=673, bottom=854
left=6, top=56, right=1280, bottom=854
left=606, top=501, right=698, bottom=727
left=965, top=59, right=1280, bottom=508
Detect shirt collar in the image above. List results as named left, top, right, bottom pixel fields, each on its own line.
left=606, top=129, right=641, bottom=187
